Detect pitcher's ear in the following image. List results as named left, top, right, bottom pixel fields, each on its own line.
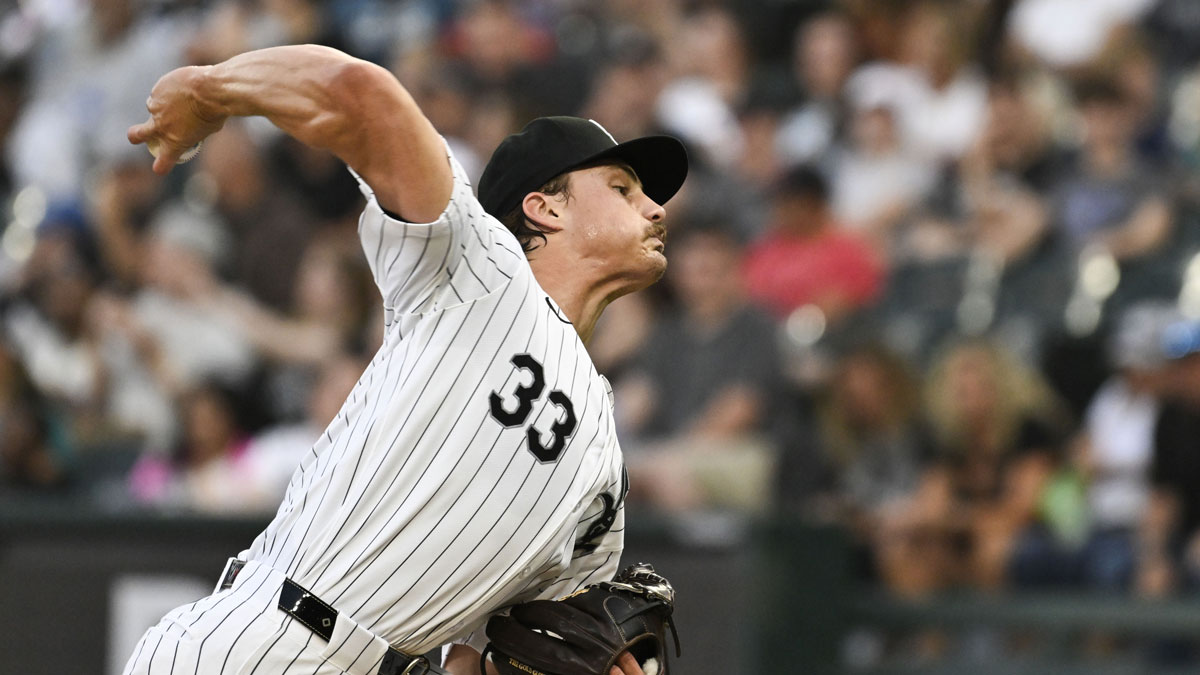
left=522, top=192, right=565, bottom=233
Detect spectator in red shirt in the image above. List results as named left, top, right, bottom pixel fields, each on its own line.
left=743, top=165, right=885, bottom=323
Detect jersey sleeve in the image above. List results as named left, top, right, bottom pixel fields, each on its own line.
left=535, top=523, right=624, bottom=599
left=353, top=142, right=526, bottom=318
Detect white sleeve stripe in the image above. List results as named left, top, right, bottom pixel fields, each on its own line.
left=370, top=221, right=385, bottom=280
left=432, top=223, right=457, bottom=284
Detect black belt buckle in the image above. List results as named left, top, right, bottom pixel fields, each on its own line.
left=380, top=649, right=432, bottom=675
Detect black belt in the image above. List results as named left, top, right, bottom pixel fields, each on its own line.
left=219, top=560, right=440, bottom=675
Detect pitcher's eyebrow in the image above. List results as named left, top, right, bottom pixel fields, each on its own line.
left=605, top=162, right=642, bottom=187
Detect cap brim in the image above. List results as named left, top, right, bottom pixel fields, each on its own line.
left=572, top=135, right=689, bottom=207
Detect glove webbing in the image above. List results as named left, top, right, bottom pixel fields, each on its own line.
left=478, top=601, right=680, bottom=675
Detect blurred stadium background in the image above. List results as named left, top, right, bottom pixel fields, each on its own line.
left=6, top=0, right=1200, bottom=672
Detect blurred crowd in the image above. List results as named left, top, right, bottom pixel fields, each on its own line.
left=9, top=0, right=1200, bottom=615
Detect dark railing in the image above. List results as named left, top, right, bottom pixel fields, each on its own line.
left=0, top=502, right=762, bottom=675
left=850, top=591, right=1200, bottom=675
left=2, top=502, right=1198, bottom=675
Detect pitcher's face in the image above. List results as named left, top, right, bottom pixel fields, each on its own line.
left=557, top=162, right=668, bottom=289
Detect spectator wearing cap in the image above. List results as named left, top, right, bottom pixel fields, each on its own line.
left=1137, top=317, right=1200, bottom=596
left=742, top=165, right=885, bottom=324
left=1009, top=302, right=1177, bottom=590
left=4, top=204, right=103, bottom=411
left=0, top=204, right=99, bottom=486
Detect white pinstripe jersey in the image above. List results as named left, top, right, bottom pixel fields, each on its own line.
left=239, top=145, right=627, bottom=654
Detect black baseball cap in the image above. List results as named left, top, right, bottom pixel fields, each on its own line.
left=478, top=116, right=689, bottom=220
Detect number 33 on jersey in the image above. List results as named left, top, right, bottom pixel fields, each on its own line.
left=489, top=353, right=578, bottom=463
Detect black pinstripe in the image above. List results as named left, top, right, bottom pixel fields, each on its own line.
left=192, top=564, right=275, bottom=675
left=144, top=629, right=165, bottom=674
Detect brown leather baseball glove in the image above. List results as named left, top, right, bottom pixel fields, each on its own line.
left=481, top=563, right=680, bottom=675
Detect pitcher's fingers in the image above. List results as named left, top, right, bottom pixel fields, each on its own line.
left=152, top=150, right=180, bottom=175
left=128, top=118, right=155, bottom=145
left=151, top=139, right=187, bottom=174
left=614, top=652, right=645, bottom=675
